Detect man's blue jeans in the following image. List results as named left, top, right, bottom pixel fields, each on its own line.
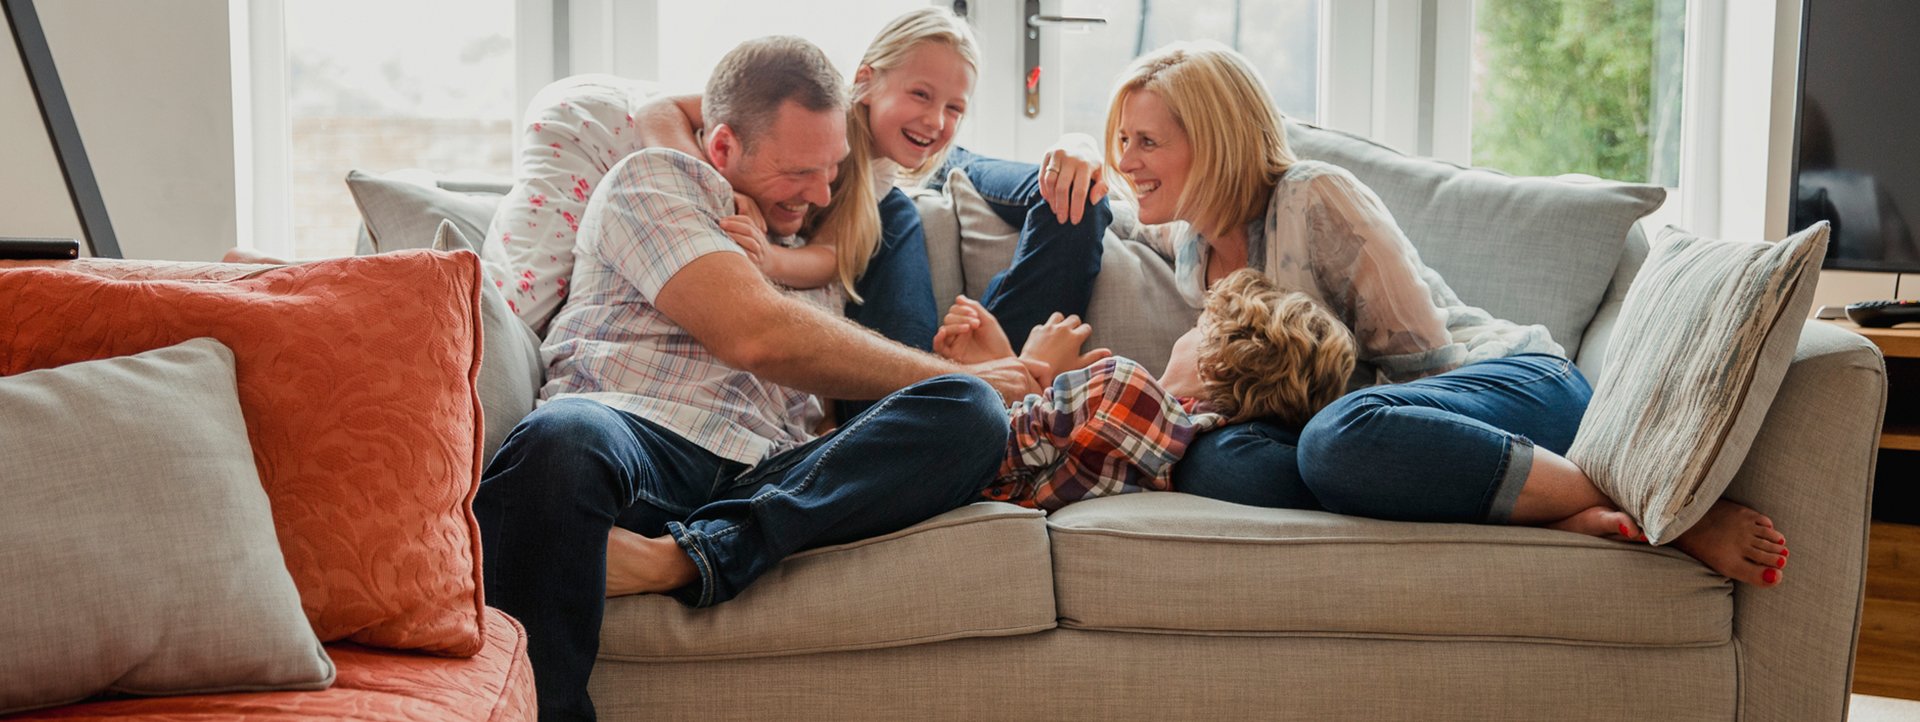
left=475, top=375, right=1007, bottom=721
left=1173, top=354, right=1592, bottom=523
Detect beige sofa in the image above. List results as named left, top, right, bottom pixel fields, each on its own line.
left=355, top=116, right=1885, bottom=719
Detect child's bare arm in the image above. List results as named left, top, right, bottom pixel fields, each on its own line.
left=759, top=241, right=839, bottom=290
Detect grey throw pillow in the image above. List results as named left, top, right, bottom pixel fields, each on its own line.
left=0, top=338, right=335, bottom=715
left=434, top=220, right=544, bottom=465
left=345, top=170, right=506, bottom=254
left=944, top=171, right=1194, bottom=374
left=1285, top=120, right=1666, bottom=360
left=1567, top=222, right=1830, bottom=543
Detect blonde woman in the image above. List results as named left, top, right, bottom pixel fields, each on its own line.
left=638, top=8, right=1111, bottom=418
left=1051, top=41, right=1789, bottom=588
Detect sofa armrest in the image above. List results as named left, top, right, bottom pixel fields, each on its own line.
left=1726, top=321, right=1885, bottom=722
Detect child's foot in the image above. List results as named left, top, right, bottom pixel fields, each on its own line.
left=606, top=527, right=699, bottom=597
left=1546, top=505, right=1641, bottom=541
left=1669, top=500, right=1788, bottom=587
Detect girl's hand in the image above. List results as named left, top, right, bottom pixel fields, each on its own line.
left=933, top=295, right=1016, bottom=364
left=721, top=215, right=770, bottom=269
left=1019, top=312, right=1112, bottom=385
left=731, top=192, right=768, bottom=232
left=1038, top=133, right=1109, bottom=226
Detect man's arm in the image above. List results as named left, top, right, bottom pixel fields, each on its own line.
left=655, top=251, right=1037, bottom=402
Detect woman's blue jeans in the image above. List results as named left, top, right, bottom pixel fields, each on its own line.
left=1173, top=354, right=1592, bottom=523
left=838, top=148, right=1107, bottom=419
left=475, top=376, right=1007, bottom=721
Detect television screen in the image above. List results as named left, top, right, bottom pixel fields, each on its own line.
left=1790, top=0, right=1920, bottom=272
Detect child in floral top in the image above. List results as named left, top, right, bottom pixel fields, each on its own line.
left=935, top=269, right=1357, bottom=511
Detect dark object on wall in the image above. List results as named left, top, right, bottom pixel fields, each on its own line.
left=1790, top=0, right=1920, bottom=273
left=4, top=0, right=120, bottom=258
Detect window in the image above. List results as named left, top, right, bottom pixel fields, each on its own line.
left=1470, top=0, right=1687, bottom=185
left=1051, top=0, right=1321, bottom=136
left=651, top=1, right=929, bottom=89
left=244, top=0, right=517, bottom=259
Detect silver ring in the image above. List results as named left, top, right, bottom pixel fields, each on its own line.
left=1043, top=167, right=1060, bottom=176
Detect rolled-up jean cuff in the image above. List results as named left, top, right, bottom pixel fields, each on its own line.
left=662, top=521, right=716, bottom=608
left=1484, top=436, right=1535, bottom=524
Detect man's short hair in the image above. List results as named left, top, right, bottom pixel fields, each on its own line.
left=705, top=36, right=848, bottom=150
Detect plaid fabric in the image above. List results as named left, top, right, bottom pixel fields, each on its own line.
left=539, top=149, right=838, bottom=465
left=983, top=357, right=1224, bottom=511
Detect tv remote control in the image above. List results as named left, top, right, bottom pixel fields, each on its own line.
left=0, top=237, right=80, bottom=260
left=1845, top=299, right=1920, bottom=328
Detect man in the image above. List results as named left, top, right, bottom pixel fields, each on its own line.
left=473, top=36, right=1038, bottom=721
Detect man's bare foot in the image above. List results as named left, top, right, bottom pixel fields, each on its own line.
left=606, top=527, right=699, bottom=598
left=222, top=247, right=289, bottom=264
left=1545, top=505, right=1642, bottom=541
left=1669, top=500, right=1788, bottom=587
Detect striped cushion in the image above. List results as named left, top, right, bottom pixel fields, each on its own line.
left=1567, top=222, right=1830, bottom=543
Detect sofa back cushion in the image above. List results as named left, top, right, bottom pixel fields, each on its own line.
left=1285, top=120, right=1666, bottom=360
left=0, top=252, right=490, bottom=656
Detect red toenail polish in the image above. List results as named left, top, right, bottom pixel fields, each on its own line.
left=1763, top=569, right=1779, bottom=584
left=1781, top=549, right=1789, bottom=557
left=1778, top=556, right=1787, bottom=569
left=1618, top=523, right=1630, bottom=536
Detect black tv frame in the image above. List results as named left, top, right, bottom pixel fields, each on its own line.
left=4, top=0, right=120, bottom=258
left=1788, top=0, right=1918, bottom=276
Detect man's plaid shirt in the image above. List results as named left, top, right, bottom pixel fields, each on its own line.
left=539, top=149, right=837, bottom=465
left=982, top=357, right=1224, bottom=511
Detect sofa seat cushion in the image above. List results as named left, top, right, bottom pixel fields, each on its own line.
left=1046, top=494, right=1731, bottom=646
left=18, top=608, right=533, bottom=721
left=597, top=503, right=1056, bottom=662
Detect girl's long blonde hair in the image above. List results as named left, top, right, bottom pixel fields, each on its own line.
left=807, top=7, right=979, bottom=302
left=1102, top=41, right=1296, bottom=242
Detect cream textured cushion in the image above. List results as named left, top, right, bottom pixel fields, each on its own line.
left=434, top=220, right=543, bottom=464
left=597, top=503, right=1055, bottom=662
left=0, top=338, right=334, bottom=715
left=1567, top=222, right=1830, bottom=543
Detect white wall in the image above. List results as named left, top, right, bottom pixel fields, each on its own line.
left=0, top=0, right=235, bottom=261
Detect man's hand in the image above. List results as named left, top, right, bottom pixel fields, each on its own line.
left=1019, top=312, right=1112, bottom=386
left=1037, top=133, right=1109, bottom=225
left=933, top=295, right=1016, bottom=364
left=965, top=355, right=1043, bottom=404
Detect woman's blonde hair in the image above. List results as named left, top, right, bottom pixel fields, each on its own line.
left=1102, top=41, right=1295, bottom=242
left=808, top=7, right=979, bottom=302
left=1196, top=269, right=1355, bottom=426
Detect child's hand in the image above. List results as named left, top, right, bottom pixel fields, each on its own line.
left=1019, top=312, right=1112, bottom=385
left=720, top=215, right=771, bottom=270
left=934, top=295, right=1015, bottom=364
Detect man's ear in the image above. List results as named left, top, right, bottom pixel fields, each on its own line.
left=706, top=123, right=740, bottom=172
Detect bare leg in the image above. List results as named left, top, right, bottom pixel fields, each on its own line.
left=605, top=527, right=698, bottom=598
left=223, top=247, right=290, bottom=264
left=1510, top=449, right=1788, bottom=586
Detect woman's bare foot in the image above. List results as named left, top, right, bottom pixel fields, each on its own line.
left=1669, top=500, right=1788, bottom=587
left=222, top=247, right=289, bottom=264
left=1546, top=505, right=1642, bottom=541
left=605, top=527, right=699, bottom=598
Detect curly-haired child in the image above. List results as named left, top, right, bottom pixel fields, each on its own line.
left=934, top=268, right=1357, bottom=510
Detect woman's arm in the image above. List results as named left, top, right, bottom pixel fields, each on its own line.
left=633, top=93, right=706, bottom=159
left=1295, top=169, right=1462, bottom=381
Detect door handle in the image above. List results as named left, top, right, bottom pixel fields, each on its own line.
left=1022, top=2, right=1109, bottom=118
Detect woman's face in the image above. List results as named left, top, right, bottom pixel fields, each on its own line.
left=1158, top=325, right=1207, bottom=399
left=1113, top=89, right=1193, bottom=226
left=861, top=42, right=974, bottom=169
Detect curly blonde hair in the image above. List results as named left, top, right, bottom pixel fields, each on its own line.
left=1196, top=269, right=1356, bottom=426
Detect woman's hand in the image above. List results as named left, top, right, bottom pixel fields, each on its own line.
left=933, top=295, right=1016, bottom=364
left=1018, top=312, right=1112, bottom=385
left=1038, top=133, right=1109, bottom=226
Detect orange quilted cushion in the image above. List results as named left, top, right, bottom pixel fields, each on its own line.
left=9, top=608, right=534, bottom=721
left=0, top=252, right=486, bottom=656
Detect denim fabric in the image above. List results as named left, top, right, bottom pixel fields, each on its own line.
left=935, top=147, right=1109, bottom=351
left=475, top=375, right=1006, bottom=721
left=837, top=188, right=942, bottom=421
left=1174, top=354, right=1591, bottom=523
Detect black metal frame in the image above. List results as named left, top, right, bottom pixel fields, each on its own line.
left=5, top=0, right=120, bottom=258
